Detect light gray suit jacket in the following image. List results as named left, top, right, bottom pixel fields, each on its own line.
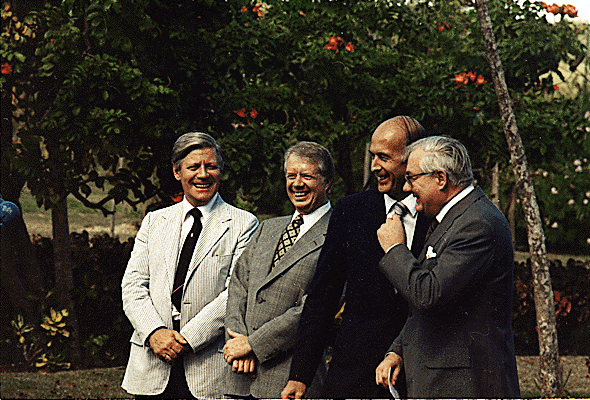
left=224, top=210, right=331, bottom=399
left=121, top=196, right=258, bottom=398
left=379, top=187, right=520, bottom=398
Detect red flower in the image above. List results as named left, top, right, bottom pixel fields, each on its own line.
left=563, top=4, right=578, bottom=17
left=257, top=10, right=263, bottom=18
left=234, top=108, right=246, bottom=118
left=473, top=106, right=481, bottom=111
left=467, top=71, right=477, bottom=81
left=476, top=75, right=487, bottom=85
left=553, top=84, right=559, bottom=90
left=241, top=6, right=248, bottom=12
left=253, top=1, right=262, bottom=12
left=453, top=72, right=469, bottom=88
left=299, top=11, right=307, bottom=16
left=344, top=42, right=354, bottom=52
left=546, top=3, right=562, bottom=14
left=171, top=193, right=183, bottom=203
left=328, top=36, right=339, bottom=46
left=1, top=62, right=12, bottom=74
left=250, top=108, right=258, bottom=119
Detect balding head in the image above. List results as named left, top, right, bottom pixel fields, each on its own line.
left=370, top=116, right=429, bottom=200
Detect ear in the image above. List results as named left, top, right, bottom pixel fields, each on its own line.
left=172, top=163, right=181, bottom=181
left=434, top=170, right=448, bottom=190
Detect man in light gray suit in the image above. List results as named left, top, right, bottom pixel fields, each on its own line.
left=121, top=132, right=259, bottom=398
left=223, top=142, right=334, bottom=399
left=375, top=136, right=520, bottom=398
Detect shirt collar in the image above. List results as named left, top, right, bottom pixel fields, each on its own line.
left=293, top=201, right=332, bottom=225
left=384, top=193, right=417, bottom=217
left=435, top=184, right=474, bottom=222
left=181, top=192, right=219, bottom=221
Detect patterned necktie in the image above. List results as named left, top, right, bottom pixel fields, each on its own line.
left=172, top=208, right=202, bottom=312
left=424, top=219, right=439, bottom=243
left=272, top=214, right=304, bottom=268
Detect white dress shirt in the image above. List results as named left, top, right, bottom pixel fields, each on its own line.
left=384, top=193, right=418, bottom=250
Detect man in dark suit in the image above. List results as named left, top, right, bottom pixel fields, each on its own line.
left=223, top=142, right=334, bottom=399
left=375, top=136, right=520, bottom=398
left=282, top=116, right=431, bottom=399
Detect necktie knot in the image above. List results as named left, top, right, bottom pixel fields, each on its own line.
left=189, top=208, right=202, bottom=223
left=391, top=202, right=409, bottom=217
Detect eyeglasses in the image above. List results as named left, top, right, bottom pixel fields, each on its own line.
left=404, top=171, right=432, bottom=187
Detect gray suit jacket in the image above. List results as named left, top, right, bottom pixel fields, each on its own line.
left=121, top=196, right=258, bottom=398
left=379, top=187, right=520, bottom=398
left=224, top=210, right=331, bottom=399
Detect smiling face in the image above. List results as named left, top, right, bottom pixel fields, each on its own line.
left=404, top=148, right=445, bottom=217
left=369, top=124, right=408, bottom=200
left=285, top=155, right=331, bottom=215
left=173, top=147, right=222, bottom=207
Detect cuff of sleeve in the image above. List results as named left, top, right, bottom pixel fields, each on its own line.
left=386, top=242, right=405, bottom=254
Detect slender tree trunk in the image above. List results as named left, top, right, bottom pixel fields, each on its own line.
left=474, top=0, right=562, bottom=397
left=363, top=142, right=371, bottom=190
left=491, top=162, right=501, bottom=209
left=51, top=195, right=82, bottom=367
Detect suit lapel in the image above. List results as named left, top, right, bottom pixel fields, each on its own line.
left=419, top=187, right=485, bottom=261
left=260, top=210, right=331, bottom=288
left=164, top=203, right=185, bottom=292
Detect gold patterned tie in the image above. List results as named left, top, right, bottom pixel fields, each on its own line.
left=272, top=215, right=304, bottom=268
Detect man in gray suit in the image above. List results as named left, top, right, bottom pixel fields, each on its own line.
left=375, top=136, right=520, bottom=398
left=223, top=142, right=334, bottom=399
left=121, top=132, right=259, bottom=398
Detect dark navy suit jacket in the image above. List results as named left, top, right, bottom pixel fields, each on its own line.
left=288, top=189, right=431, bottom=398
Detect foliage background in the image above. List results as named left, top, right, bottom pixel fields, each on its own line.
left=1, top=0, right=589, bottom=372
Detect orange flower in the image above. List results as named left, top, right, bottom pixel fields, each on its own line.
left=1, top=62, right=12, bottom=74
left=324, top=44, right=337, bottom=50
left=467, top=71, right=477, bottom=81
left=553, top=84, right=559, bottom=90
left=453, top=72, right=469, bottom=88
left=563, top=4, right=578, bottom=17
left=546, top=3, right=562, bottom=14
left=257, top=10, right=263, bottom=17
left=476, top=75, right=487, bottom=85
left=345, top=42, right=354, bottom=52
left=299, top=11, right=307, bottom=16
left=328, top=36, right=339, bottom=46
left=473, top=106, right=481, bottom=111
left=234, top=108, right=246, bottom=118
left=253, top=1, right=262, bottom=12
left=241, top=6, right=248, bottom=12
left=250, top=108, right=258, bottom=119
left=171, top=193, right=183, bottom=203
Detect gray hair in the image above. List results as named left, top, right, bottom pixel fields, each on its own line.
left=171, top=132, right=224, bottom=171
left=405, top=136, right=473, bottom=187
left=284, top=141, right=335, bottom=190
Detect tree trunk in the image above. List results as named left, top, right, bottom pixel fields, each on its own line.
left=363, top=142, right=371, bottom=190
left=491, top=162, right=501, bottom=209
left=474, top=0, right=562, bottom=397
left=51, top=196, right=82, bottom=367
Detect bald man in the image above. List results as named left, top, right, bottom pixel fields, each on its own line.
left=282, top=117, right=433, bottom=399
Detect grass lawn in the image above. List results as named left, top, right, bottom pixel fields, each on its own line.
left=1, top=356, right=588, bottom=399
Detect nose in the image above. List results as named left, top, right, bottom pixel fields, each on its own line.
left=370, top=155, right=380, bottom=172
left=403, top=180, right=412, bottom=192
left=196, top=165, right=208, bottom=178
left=293, top=174, right=304, bottom=187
